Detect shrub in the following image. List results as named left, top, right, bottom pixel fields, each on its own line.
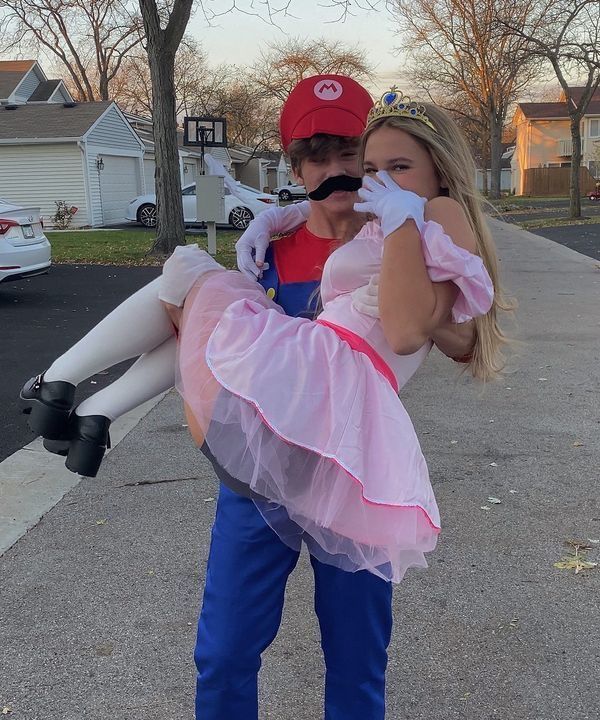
left=51, top=201, right=78, bottom=230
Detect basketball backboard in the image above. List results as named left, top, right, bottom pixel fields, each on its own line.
left=183, top=117, right=227, bottom=147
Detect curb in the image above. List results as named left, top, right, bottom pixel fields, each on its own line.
left=0, top=392, right=167, bottom=556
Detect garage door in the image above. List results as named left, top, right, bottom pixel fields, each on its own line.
left=143, top=158, right=155, bottom=194
left=99, top=155, right=141, bottom=225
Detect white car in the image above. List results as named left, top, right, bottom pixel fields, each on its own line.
left=234, top=182, right=279, bottom=206
left=125, top=183, right=275, bottom=230
left=272, top=184, right=307, bottom=201
left=0, top=199, right=50, bottom=283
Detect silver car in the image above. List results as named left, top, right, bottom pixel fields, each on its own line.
left=0, top=199, right=50, bottom=283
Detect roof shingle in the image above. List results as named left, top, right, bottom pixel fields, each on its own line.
left=0, top=60, right=36, bottom=98
left=518, top=100, right=600, bottom=119
left=0, top=101, right=113, bottom=141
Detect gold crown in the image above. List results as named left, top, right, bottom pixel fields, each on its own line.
left=367, top=87, right=436, bottom=131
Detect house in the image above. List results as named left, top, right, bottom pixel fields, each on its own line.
left=0, top=60, right=145, bottom=227
left=511, top=87, right=600, bottom=195
left=229, top=145, right=290, bottom=191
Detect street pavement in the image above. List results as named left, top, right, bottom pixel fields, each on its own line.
left=1, top=218, right=599, bottom=719
left=528, top=222, right=600, bottom=260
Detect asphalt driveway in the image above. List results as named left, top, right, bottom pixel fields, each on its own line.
left=0, top=264, right=160, bottom=463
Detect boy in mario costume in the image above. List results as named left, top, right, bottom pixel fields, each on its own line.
left=194, top=74, right=474, bottom=719
left=194, top=75, right=393, bottom=720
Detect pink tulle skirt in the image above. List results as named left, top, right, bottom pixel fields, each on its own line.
left=177, top=271, right=440, bottom=583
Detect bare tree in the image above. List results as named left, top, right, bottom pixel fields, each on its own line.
left=138, top=0, right=193, bottom=254
left=0, top=0, right=143, bottom=101
left=251, top=37, right=372, bottom=104
left=111, top=36, right=221, bottom=117
left=502, top=0, right=600, bottom=217
left=393, top=0, right=541, bottom=200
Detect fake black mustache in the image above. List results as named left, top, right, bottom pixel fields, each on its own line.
left=308, top=175, right=363, bottom=201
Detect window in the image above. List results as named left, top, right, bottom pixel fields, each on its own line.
left=182, top=185, right=196, bottom=196
left=590, top=119, right=600, bottom=137
left=589, top=161, right=600, bottom=179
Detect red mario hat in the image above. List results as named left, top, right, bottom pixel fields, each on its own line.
left=279, top=74, right=374, bottom=151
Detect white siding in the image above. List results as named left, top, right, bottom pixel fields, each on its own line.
left=14, top=70, right=40, bottom=102
left=0, top=144, right=88, bottom=226
left=86, top=106, right=141, bottom=151
left=53, top=85, right=72, bottom=104
left=183, top=158, right=198, bottom=183
left=86, top=152, right=103, bottom=227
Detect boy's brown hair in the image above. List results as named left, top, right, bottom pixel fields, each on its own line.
left=287, top=134, right=361, bottom=174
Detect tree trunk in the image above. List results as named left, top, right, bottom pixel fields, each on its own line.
left=489, top=113, right=503, bottom=200
left=99, top=73, right=110, bottom=101
left=569, top=116, right=582, bottom=219
left=148, top=47, right=185, bottom=254
left=139, top=0, right=192, bottom=255
left=480, top=139, right=489, bottom=196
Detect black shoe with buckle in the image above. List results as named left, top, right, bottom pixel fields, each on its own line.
left=64, top=414, right=112, bottom=478
left=20, top=374, right=76, bottom=440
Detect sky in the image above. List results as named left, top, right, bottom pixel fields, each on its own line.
left=187, top=1, right=411, bottom=95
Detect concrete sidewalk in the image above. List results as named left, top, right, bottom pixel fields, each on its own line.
left=1, top=219, right=599, bottom=720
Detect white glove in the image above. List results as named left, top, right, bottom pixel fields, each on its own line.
left=351, top=274, right=380, bottom=318
left=354, top=171, right=427, bottom=238
left=159, top=244, right=225, bottom=307
left=235, top=201, right=311, bottom=280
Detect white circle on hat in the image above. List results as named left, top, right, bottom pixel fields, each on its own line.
left=313, top=79, right=343, bottom=101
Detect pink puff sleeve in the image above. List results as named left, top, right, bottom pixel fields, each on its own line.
left=421, top=220, right=494, bottom=323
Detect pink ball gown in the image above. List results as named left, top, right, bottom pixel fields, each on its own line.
left=175, top=220, right=493, bottom=582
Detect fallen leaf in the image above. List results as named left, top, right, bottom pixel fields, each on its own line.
left=2, top=708, right=12, bottom=716
left=489, top=462, right=498, bottom=467
left=554, top=559, right=597, bottom=573
left=509, top=489, right=517, bottom=494
left=573, top=441, right=584, bottom=447
left=538, top=377, right=548, bottom=382
left=480, top=505, right=491, bottom=511
left=450, top=440, right=458, bottom=445
left=587, top=538, right=600, bottom=545
left=95, top=518, right=108, bottom=525
left=487, top=496, right=502, bottom=504
left=203, top=497, right=215, bottom=503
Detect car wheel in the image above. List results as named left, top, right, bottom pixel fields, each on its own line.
left=138, top=203, right=157, bottom=227
left=229, top=206, right=254, bottom=230
left=279, top=189, right=292, bottom=201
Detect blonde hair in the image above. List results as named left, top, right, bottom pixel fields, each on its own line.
left=361, top=107, right=514, bottom=382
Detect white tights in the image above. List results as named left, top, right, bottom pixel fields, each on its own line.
left=44, top=249, right=224, bottom=420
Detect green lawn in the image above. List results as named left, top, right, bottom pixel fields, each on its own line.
left=47, top=229, right=243, bottom=268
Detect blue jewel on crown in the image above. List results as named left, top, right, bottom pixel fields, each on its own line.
left=383, top=92, right=397, bottom=106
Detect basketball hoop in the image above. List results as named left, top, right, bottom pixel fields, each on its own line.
left=183, top=117, right=227, bottom=174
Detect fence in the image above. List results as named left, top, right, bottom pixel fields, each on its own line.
left=523, top=167, right=598, bottom=196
